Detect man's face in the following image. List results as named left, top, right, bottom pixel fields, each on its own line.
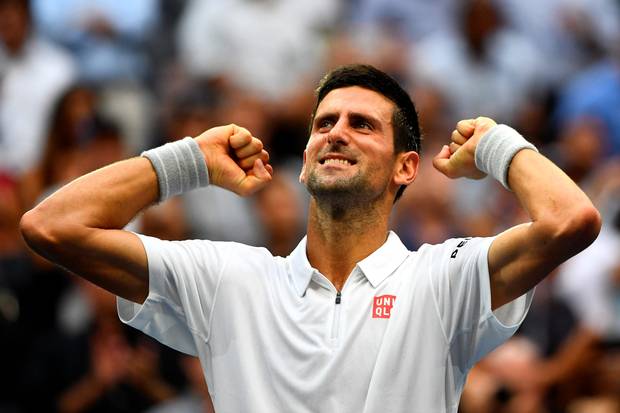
left=300, top=86, right=398, bottom=206
left=0, top=2, right=30, bottom=55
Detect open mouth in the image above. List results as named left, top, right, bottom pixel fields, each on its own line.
left=319, top=156, right=357, bottom=166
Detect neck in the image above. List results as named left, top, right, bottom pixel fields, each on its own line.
left=306, top=197, right=391, bottom=291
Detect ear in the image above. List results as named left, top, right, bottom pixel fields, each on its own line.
left=393, top=151, right=419, bottom=187
left=299, top=149, right=308, bottom=184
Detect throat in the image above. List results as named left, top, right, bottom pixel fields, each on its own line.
left=306, top=198, right=390, bottom=287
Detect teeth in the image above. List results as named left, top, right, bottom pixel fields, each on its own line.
left=324, top=158, right=351, bottom=166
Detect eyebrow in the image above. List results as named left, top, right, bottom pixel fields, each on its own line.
left=313, top=112, right=338, bottom=128
left=313, top=111, right=383, bottom=130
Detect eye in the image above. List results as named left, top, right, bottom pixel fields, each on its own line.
left=317, top=118, right=334, bottom=132
left=352, top=118, right=372, bottom=130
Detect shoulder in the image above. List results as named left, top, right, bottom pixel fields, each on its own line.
left=416, top=236, right=487, bottom=259
left=410, top=236, right=495, bottom=279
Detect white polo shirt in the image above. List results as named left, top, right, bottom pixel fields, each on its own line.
left=118, top=231, right=533, bottom=413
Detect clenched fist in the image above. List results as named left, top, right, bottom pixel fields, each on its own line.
left=195, top=124, right=273, bottom=196
left=433, top=116, right=496, bottom=179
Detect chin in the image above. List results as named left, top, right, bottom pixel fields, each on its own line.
left=307, top=173, right=375, bottom=203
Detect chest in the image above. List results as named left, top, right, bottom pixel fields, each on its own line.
left=208, top=266, right=445, bottom=379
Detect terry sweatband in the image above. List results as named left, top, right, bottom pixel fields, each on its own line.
left=474, top=124, right=538, bottom=190
left=141, top=137, right=209, bottom=202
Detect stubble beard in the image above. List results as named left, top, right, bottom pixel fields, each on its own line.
left=305, top=167, right=385, bottom=221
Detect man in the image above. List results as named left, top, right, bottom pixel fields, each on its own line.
left=0, top=0, right=76, bottom=175
left=21, top=65, right=601, bottom=412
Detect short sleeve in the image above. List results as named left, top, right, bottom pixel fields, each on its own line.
left=428, top=237, right=534, bottom=368
left=117, top=234, right=229, bottom=355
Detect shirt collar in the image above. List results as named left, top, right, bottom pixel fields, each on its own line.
left=288, top=236, right=313, bottom=297
left=287, top=231, right=410, bottom=296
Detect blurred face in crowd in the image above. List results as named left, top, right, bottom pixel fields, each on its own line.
left=300, top=86, right=401, bottom=209
left=0, top=0, right=30, bottom=54
left=463, top=0, right=501, bottom=56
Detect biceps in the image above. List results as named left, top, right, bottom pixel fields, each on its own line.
left=488, top=223, right=557, bottom=309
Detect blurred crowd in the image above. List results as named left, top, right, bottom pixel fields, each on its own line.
left=1, top=0, right=619, bottom=412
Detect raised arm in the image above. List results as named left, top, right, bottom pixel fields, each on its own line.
left=433, top=117, right=601, bottom=310
left=20, top=125, right=272, bottom=303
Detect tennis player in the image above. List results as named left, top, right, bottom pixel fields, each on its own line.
left=21, top=65, right=601, bottom=412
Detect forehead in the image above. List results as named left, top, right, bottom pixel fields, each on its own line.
left=316, top=86, right=395, bottom=120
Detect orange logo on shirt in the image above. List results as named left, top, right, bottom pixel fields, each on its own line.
left=372, top=295, right=396, bottom=319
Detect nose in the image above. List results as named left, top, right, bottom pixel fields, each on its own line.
left=326, top=118, right=350, bottom=146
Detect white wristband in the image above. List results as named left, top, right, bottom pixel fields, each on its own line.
left=474, top=124, right=538, bottom=190
left=142, top=137, right=209, bottom=202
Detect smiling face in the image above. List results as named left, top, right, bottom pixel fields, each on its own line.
left=300, top=86, right=402, bottom=208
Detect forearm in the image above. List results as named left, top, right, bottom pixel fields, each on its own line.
left=508, top=149, right=600, bottom=256
left=28, top=157, right=158, bottom=232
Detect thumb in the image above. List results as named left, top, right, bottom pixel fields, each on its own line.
left=432, top=144, right=455, bottom=177
left=237, top=159, right=272, bottom=196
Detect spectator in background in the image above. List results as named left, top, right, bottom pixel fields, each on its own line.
left=176, top=0, right=341, bottom=100
left=0, top=173, right=35, bottom=412
left=0, top=0, right=76, bottom=176
left=31, top=0, right=160, bottom=155
left=554, top=55, right=620, bottom=158
left=23, top=278, right=179, bottom=413
left=30, top=0, right=158, bottom=84
left=551, top=117, right=608, bottom=185
left=346, top=0, right=458, bottom=43
left=497, top=0, right=620, bottom=86
left=19, top=85, right=98, bottom=209
left=410, top=0, right=544, bottom=125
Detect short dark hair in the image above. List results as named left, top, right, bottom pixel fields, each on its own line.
left=310, top=64, right=421, bottom=201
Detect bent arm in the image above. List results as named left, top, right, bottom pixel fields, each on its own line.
left=488, top=149, right=601, bottom=309
left=434, top=118, right=602, bottom=310
left=20, top=157, right=157, bottom=303
left=20, top=125, right=272, bottom=304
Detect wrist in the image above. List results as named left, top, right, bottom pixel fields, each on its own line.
left=474, top=124, right=538, bottom=190
left=142, top=137, right=210, bottom=202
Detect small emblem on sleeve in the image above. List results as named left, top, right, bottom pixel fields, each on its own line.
left=372, top=295, right=396, bottom=319
left=450, top=237, right=472, bottom=259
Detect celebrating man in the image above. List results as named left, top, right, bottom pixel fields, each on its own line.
left=21, top=65, right=601, bottom=412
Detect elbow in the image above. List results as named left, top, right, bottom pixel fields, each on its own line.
left=20, top=205, right=66, bottom=257
left=541, top=203, right=602, bottom=255
left=567, top=204, right=602, bottom=249
left=20, top=208, right=51, bottom=255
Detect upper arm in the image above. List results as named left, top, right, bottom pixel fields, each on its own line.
left=74, top=228, right=149, bottom=303
left=488, top=214, right=598, bottom=310
left=20, top=210, right=149, bottom=303
left=487, top=223, right=548, bottom=309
